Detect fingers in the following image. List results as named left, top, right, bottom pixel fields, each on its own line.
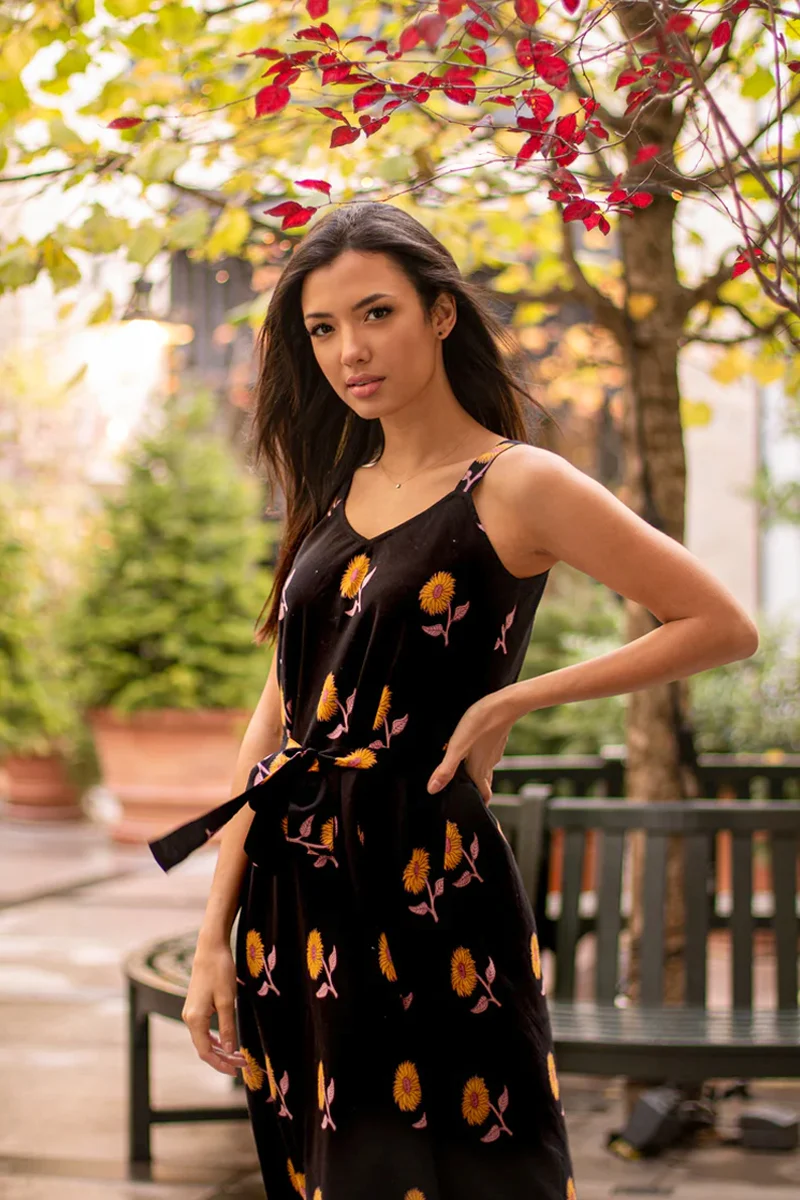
left=183, top=1002, right=240, bottom=1077
left=427, top=753, right=460, bottom=794
left=216, top=1002, right=238, bottom=1056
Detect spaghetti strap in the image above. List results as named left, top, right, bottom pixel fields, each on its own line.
left=456, top=437, right=520, bottom=494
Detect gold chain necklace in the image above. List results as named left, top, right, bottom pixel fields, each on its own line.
left=375, top=430, right=475, bottom=490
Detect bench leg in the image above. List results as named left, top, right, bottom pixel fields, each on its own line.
left=128, top=980, right=152, bottom=1169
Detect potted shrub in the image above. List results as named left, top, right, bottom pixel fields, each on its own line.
left=0, top=499, right=86, bottom=820
left=65, top=389, right=272, bottom=844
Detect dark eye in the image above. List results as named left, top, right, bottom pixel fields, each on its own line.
left=308, top=305, right=392, bottom=338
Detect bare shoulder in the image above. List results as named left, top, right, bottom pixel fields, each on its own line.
left=490, top=442, right=757, bottom=643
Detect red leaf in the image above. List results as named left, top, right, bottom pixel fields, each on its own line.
left=244, top=47, right=282, bottom=60
left=264, top=201, right=305, bottom=218
left=588, top=118, right=609, bottom=139
left=524, top=89, right=553, bottom=122
left=464, top=45, right=487, bottom=66
left=788, top=61, right=800, bottom=74
left=615, top=68, right=647, bottom=90
left=107, top=117, right=142, bottom=129
left=515, top=37, right=534, bottom=68
left=321, top=63, right=351, bottom=85
left=465, top=18, right=489, bottom=40
left=315, top=106, right=349, bottom=122
left=443, top=78, right=476, bottom=105
left=731, top=0, right=750, bottom=10
left=625, top=87, right=653, bottom=114
left=562, top=0, right=580, bottom=11
left=486, top=94, right=513, bottom=106
left=607, top=187, right=627, bottom=203
left=536, top=54, right=569, bottom=90
left=711, top=20, right=731, bottom=49
left=295, top=178, right=332, bottom=195
left=666, top=13, right=692, bottom=33
left=398, top=26, right=422, bottom=53
left=731, top=259, right=751, bottom=278
left=515, top=134, right=543, bottom=165
left=272, top=68, right=301, bottom=88
left=439, top=0, right=466, bottom=17
left=555, top=112, right=577, bottom=141
left=514, top=0, right=539, bottom=21
left=599, top=215, right=610, bottom=235
left=306, top=0, right=328, bottom=14
left=562, top=200, right=596, bottom=222
left=419, top=14, right=446, bottom=47
left=633, top=143, right=660, bottom=164
left=330, top=124, right=361, bottom=148
left=353, top=82, right=386, bottom=111
left=629, top=191, right=653, bottom=208
left=255, top=85, right=291, bottom=116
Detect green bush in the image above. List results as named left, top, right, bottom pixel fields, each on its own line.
left=0, top=494, right=82, bottom=760
left=690, top=617, right=799, bottom=753
left=507, top=565, right=626, bottom=755
left=65, top=390, right=272, bottom=715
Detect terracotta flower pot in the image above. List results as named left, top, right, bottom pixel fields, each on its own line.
left=2, top=752, right=83, bottom=822
left=87, top=707, right=251, bottom=845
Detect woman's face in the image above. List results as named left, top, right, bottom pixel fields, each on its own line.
left=300, top=249, right=453, bottom=418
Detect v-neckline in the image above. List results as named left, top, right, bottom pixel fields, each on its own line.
left=339, top=439, right=510, bottom=545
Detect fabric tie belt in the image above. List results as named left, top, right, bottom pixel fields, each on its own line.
left=148, top=740, right=382, bottom=874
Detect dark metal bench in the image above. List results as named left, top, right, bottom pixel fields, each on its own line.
left=545, top=798, right=800, bottom=1082
left=125, top=783, right=550, bottom=1170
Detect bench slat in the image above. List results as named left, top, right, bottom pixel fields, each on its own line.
left=684, top=833, right=710, bottom=1006
left=555, top=828, right=585, bottom=1001
left=772, top=831, right=799, bottom=1011
left=731, top=831, right=754, bottom=1008
left=595, top=830, right=625, bottom=1002
left=641, top=833, right=667, bottom=1005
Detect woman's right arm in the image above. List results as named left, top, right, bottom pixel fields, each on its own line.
left=182, top=648, right=284, bottom=1075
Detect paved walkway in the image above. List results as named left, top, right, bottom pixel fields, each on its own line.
left=1, top=816, right=798, bottom=1200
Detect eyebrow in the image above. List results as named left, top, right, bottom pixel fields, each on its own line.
left=303, top=292, right=394, bottom=320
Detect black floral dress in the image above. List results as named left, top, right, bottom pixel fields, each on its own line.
left=150, top=438, right=576, bottom=1200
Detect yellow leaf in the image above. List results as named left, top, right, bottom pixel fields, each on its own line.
left=751, top=355, right=786, bottom=385
left=88, top=291, right=114, bottom=325
left=681, top=399, right=713, bottom=428
left=710, top=346, right=752, bottom=384
left=627, top=292, right=657, bottom=320
left=204, top=207, right=252, bottom=261
left=491, top=263, right=529, bottom=293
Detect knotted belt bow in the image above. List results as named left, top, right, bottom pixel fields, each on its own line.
left=148, top=740, right=380, bottom=874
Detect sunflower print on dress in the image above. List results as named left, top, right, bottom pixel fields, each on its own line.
left=393, top=1061, right=427, bottom=1127
left=547, top=1051, right=560, bottom=1102
left=287, top=1158, right=306, bottom=1198
left=450, top=946, right=502, bottom=1012
left=461, top=1075, right=513, bottom=1141
left=368, top=684, right=409, bottom=751
left=339, top=552, right=376, bottom=616
left=403, top=847, right=444, bottom=922
left=378, top=932, right=398, bottom=982
left=318, top=1060, right=337, bottom=1131
left=240, top=1047, right=264, bottom=1091
left=419, top=570, right=469, bottom=647
left=306, top=929, right=338, bottom=999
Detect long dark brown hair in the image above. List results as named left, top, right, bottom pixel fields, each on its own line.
left=249, top=201, right=552, bottom=647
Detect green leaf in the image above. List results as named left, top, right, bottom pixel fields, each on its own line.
left=0, top=241, right=39, bottom=290
left=40, top=237, right=81, bottom=292
left=122, top=24, right=167, bottom=60
left=105, top=0, right=155, bottom=16
left=88, top=291, right=115, bottom=325
left=156, top=4, right=202, bottom=40
left=741, top=66, right=775, bottom=100
left=127, top=223, right=164, bottom=266
left=0, top=77, right=31, bottom=118
left=167, top=208, right=211, bottom=250
left=77, top=0, right=97, bottom=20
left=129, top=141, right=190, bottom=183
left=55, top=47, right=91, bottom=78
left=77, top=207, right=130, bottom=254
left=204, top=207, right=252, bottom=260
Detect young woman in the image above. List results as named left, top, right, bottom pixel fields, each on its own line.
left=150, top=202, right=758, bottom=1200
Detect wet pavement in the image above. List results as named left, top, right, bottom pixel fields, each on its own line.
left=1, top=816, right=798, bottom=1200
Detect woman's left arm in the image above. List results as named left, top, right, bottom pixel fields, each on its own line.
left=428, top=449, right=759, bottom=798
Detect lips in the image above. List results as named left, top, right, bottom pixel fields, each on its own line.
left=346, top=376, right=384, bottom=386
